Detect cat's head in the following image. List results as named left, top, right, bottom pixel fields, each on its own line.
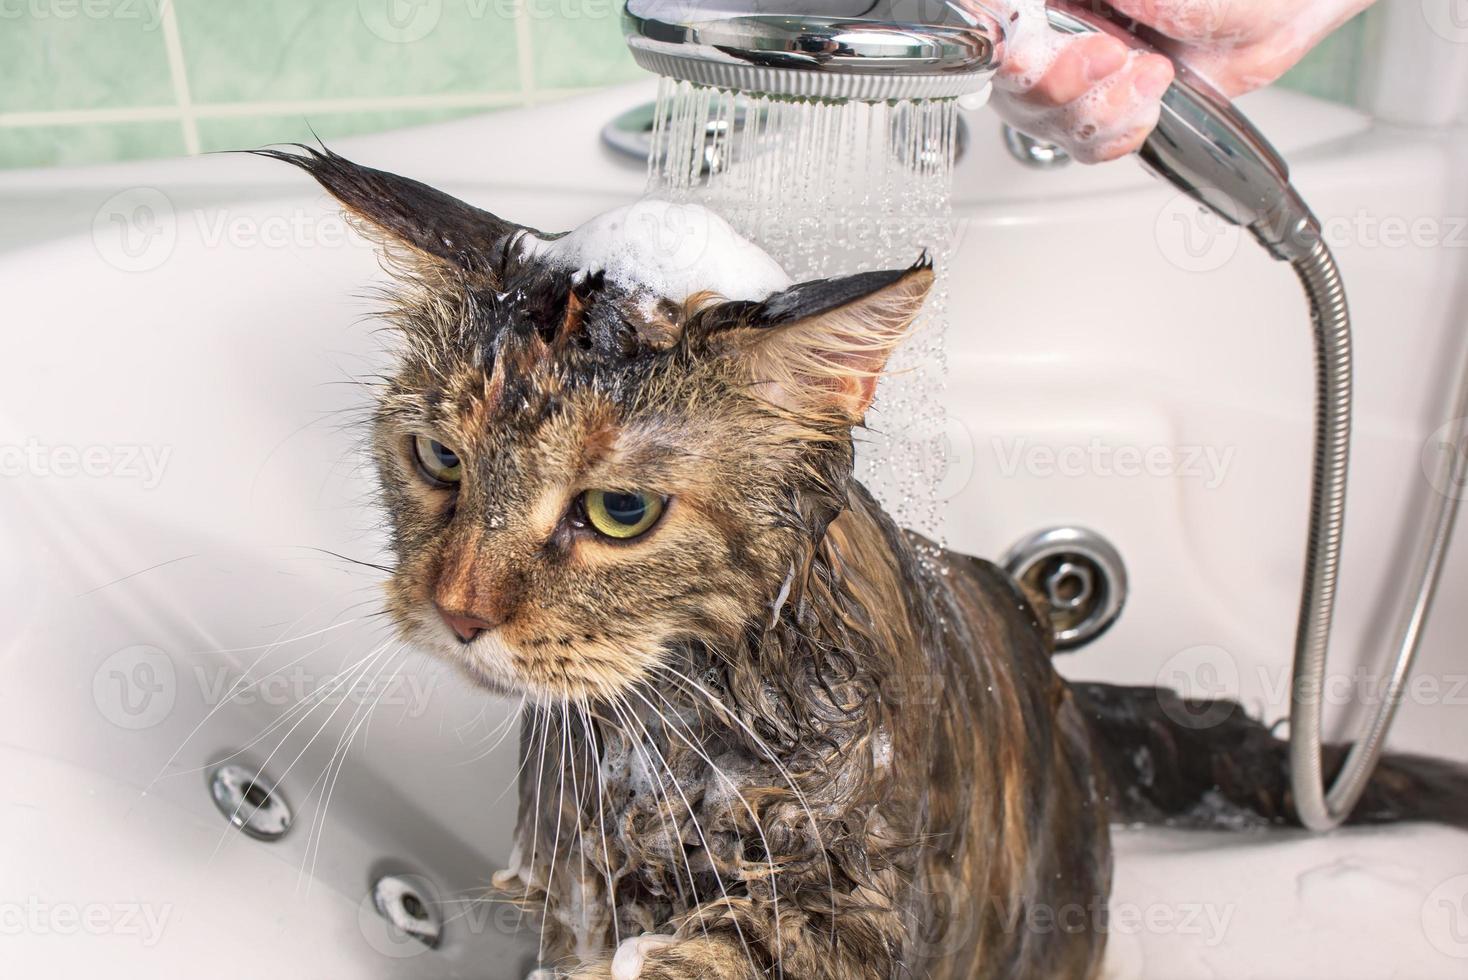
left=266, top=147, right=932, bottom=704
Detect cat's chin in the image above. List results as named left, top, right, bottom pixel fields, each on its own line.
left=404, top=612, right=642, bottom=705
left=451, top=654, right=637, bottom=706
left=400, top=612, right=526, bottom=697
left=452, top=655, right=525, bottom=700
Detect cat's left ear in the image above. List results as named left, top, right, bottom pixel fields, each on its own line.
left=252, top=145, right=540, bottom=279
left=735, top=260, right=934, bottom=423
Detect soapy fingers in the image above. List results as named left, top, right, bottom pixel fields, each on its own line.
left=1106, top=0, right=1376, bottom=96
left=993, top=24, right=1177, bottom=164
left=978, top=0, right=1376, bottom=164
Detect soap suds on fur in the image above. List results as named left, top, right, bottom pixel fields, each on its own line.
left=524, top=200, right=793, bottom=312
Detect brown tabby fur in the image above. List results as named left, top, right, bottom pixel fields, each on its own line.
left=261, top=146, right=1468, bottom=980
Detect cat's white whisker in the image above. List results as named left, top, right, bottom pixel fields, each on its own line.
left=563, top=700, right=594, bottom=950
left=146, top=607, right=381, bottom=794
left=655, top=663, right=840, bottom=949
left=181, top=614, right=364, bottom=658
left=487, top=699, right=539, bottom=809
left=520, top=704, right=554, bottom=933
left=456, top=692, right=528, bottom=768
left=579, top=699, right=621, bottom=950
left=614, top=690, right=762, bottom=980
left=536, top=700, right=571, bottom=969
left=194, top=638, right=397, bottom=776
left=204, top=640, right=396, bottom=865
left=638, top=683, right=786, bottom=979
left=300, top=645, right=408, bottom=893
left=606, top=695, right=707, bottom=943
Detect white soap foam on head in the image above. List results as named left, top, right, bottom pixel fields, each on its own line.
left=524, top=199, right=793, bottom=312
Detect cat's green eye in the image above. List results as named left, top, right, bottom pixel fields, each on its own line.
left=581, top=490, right=664, bottom=540
left=413, top=435, right=462, bottom=485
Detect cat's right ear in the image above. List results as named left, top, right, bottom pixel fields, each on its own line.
left=251, top=145, right=539, bottom=279
left=718, top=261, right=935, bottom=424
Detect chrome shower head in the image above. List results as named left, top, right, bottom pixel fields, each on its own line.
left=622, top=0, right=1006, bottom=102
left=623, top=0, right=1320, bottom=260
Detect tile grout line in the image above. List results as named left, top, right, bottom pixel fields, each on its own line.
left=158, top=0, right=200, bottom=154
left=0, top=89, right=601, bottom=129
left=513, top=0, right=537, bottom=106
left=0, top=106, right=187, bottom=127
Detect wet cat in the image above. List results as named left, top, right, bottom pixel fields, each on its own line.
left=264, top=146, right=1468, bottom=980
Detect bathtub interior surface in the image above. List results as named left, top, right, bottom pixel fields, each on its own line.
left=3, top=84, right=1467, bottom=977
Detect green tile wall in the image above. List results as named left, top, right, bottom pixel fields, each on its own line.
left=1277, top=11, right=1371, bottom=103
left=0, top=5, right=175, bottom=113
left=0, top=1, right=1371, bottom=170
left=174, top=2, right=521, bottom=103
left=0, top=0, right=634, bottom=169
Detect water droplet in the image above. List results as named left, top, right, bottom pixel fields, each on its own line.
left=647, top=81, right=957, bottom=547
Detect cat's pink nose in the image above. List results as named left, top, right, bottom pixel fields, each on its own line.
left=435, top=604, right=502, bottom=644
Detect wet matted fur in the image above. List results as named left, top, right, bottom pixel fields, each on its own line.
left=263, top=145, right=1468, bottom=980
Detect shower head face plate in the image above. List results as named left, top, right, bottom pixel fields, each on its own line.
left=623, top=0, right=1005, bottom=101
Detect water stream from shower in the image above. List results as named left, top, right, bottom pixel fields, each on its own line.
left=646, top=77, right=961, bottom=543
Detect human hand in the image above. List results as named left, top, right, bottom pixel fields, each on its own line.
left=977, top=0, right=1376, bottom=164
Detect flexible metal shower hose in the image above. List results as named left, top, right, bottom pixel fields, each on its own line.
left=1287, top=238, right=1468, bottom=831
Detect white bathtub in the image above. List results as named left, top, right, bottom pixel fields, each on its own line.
left=2, top=81, right=1465, bottom=978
